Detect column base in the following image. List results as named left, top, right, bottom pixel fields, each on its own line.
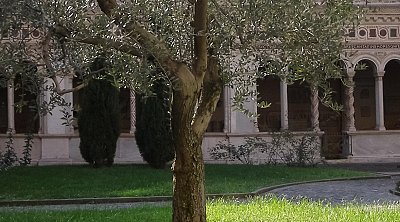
left=375, top=126, right=386, bottom=131
left=347, top=126, right=356, bottom=132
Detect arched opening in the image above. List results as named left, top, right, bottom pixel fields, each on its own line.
left=119, top=88, right=131, bottom=133
left=384, top=59, right=400, bottom=130
left=288, top=81, right=311, bottom=131
left=319, top=79, right=344, bottom=158
left=13, top=63, right=40, bottom=134
left=206, top=90, right=224, bottom=132
left=354, top=60, right=376, bottom=130
left=257, top=76, right=281, bottom=132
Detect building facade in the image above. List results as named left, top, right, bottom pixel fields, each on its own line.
left=1, top=1, right=400, bottom=164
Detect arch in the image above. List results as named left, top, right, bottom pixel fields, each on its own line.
left=319, top=78, right=344, bottom=158
left=383, top=59, right=400, bottom=130
left=13, top=62, right=40, bottom=134
left=119, top=88, right=131, bottom=133
left=350, top=55, right=380, bottom=73
left=338, top=58, right=352, bottom=71
left=381, top=54, right=400, bottom=71
left=288, top=81, right=311, bottom=131
left=207, top=90, right=225, bottom=132
left=353, top=59, right=376, bottom=130
left=257, top=75, right=281, bottom=132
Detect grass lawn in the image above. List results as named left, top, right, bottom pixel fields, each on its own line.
left=1, top=197, right=399, bottom=222
left=0, top=164, right=371, bottom=200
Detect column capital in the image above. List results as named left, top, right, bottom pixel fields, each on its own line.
left=346, top=70, right=356, bottom=78
left=376, top=71, right=385, bottom=78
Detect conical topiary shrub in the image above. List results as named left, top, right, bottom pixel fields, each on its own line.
left=135, top=72, right=175, bottom=169
left=78, top=58, right=121, bottom=167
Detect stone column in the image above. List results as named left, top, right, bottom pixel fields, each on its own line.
left=223, top=86, right=231, bottom=133
left=280, top=80, right=289, bottom=130
left=375, top=71, right=385, bottom=130
left=254, top=93, right=260, bottom=133
left=344, top=71, right=356, bottom=131
left=7, top=80, right=15, bottom=133
left=310, top=84, right=320, bottom=131
left=129, top=90, right=136, bottom=134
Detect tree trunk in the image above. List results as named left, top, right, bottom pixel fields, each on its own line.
left=170, top=57, right=221, bottom=222
left=170, top=68, right=206, bottom=221
left=172, top=131, right=206, bottom=222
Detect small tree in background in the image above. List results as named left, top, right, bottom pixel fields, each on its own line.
left=136, top=68, right=175, bottom=169
left=78, top=58, right=121, bottom=167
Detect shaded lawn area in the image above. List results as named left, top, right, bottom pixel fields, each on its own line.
left=0, top=164, right=371, bottom=200
left=1, top=197, right=399, bottom=222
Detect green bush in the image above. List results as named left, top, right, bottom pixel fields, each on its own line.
left=135, top=72, right=174, bottom=169
left=210, top=131, right=321, bottom=166
left=78, top=58, right=121, bottom=167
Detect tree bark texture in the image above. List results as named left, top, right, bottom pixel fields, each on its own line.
left=171, top=56, right=221, bottom=222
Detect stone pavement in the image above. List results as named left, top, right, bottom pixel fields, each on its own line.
left=268, top=176, right=400, bottom=205
left=269, top=162, right=400, bottom=205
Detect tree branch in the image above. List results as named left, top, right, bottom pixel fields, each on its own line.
left=95, top=0, right=183, bottom=78
left=42, top=31, right=85, bottom=95
left=193, top=0, right=208, bottom=79
left=52, top=24, right=144, bottom=57
left=76, top=36, right=143, bottom=57
left=192, top=55, right=223, bottom=137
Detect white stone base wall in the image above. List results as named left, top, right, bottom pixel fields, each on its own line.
left=2, top=131, right=400, bottom=165
left=347, top=131, right=400, bottom=162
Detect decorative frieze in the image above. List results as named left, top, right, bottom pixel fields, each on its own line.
left=344, top=43, right=400, bottom=49
left=0, top=26, right=42, bottom=42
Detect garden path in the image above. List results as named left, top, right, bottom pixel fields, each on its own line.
left=268, top=176, right=400, bottom=205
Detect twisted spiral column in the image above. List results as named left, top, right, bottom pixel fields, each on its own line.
left=130, top=90, right=136, bottom=134
left=310, top=85, right=320, bottom=131
left=344, top=73, right=356, bottom=132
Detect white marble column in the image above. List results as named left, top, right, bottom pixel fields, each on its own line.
left=310, top=85, right=320, bottom=131
left=65, top=76, right=74, bottom=134
left=344, top=72, right=356, bottom=132
left=7, top=80, right=15, bottom=133
left=375, top=71, right=385, bottom=130
left=280, top=80, right=289, bottom=130
left=254, top=93, right=260, bottom=133
left=129, top=90, right=136, bottom=134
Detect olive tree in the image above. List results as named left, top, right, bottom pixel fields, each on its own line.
left=0, top=0, right=359, bottom=221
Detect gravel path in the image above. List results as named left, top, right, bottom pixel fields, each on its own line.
left=269, top=176, right=400, bottom=205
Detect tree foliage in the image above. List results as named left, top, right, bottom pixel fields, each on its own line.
left=0, top=0, right=361, bottom=221
left=78, top=58, right=121, bottom=167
